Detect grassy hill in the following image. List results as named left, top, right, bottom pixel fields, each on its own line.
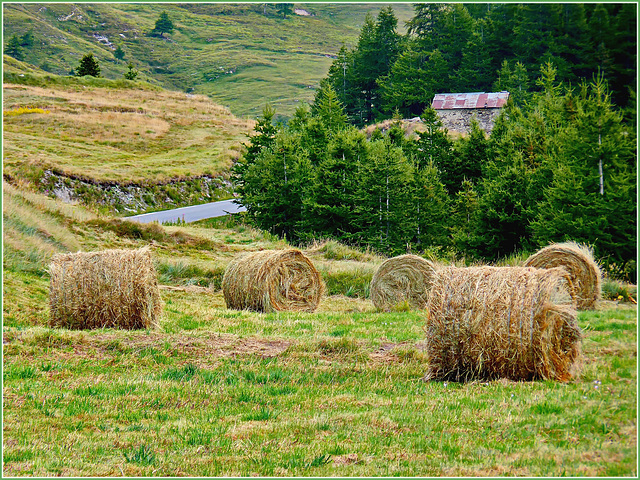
left=3, top=69, right=253, bottom=184
left=3, top=3, right=414, bottom=120
left=2, top=181, right=637, bottom=476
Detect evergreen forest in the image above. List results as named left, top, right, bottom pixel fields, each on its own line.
left=234, top=3, right=637, bottom=281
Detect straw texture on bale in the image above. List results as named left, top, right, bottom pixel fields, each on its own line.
left=49, top=247, right=162, bottom=330
left=424, top=266, right=582, bottom=382
left=222, top=249, right=324, bottom=313
left=524, top=242, right=602, bottom=310
left=370, top=254, right=436, bottom=311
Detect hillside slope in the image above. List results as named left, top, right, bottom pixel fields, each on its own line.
left=3, top=73, right=253, bottom=184
left=3, top=3, right=414, bottom=120
left=3, top=68, right=256, bottom=213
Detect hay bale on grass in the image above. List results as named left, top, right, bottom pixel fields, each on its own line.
left=370, top=254, right=436, bottom=311
left=524, top=242, right=602, bottom=310
left=49, top=247, right=162, bottom=330
left=222, top=249, right=324, bottom=313
left=424, top=266, right=582, bottom=382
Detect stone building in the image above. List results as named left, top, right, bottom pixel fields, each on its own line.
left=431, top=91, right=510, bottom=135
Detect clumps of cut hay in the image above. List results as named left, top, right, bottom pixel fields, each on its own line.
left=424, top=266, right=582, bottom=382
left=524, top=242, right=602, bottom=310
left=370, top=254, right=436, bottom=311
left=222, top=249, right=325, bottom=313
left=49, top=247, right=162, bottom=330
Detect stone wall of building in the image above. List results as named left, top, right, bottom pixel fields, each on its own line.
left=435, top=108, right=503, bottom=135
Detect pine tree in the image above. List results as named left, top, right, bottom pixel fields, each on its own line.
left=288, top=103, right=312, bottom=134
left=299, top=118, right=329, bottom=166
left=473, top=152, right=536, bottom=259
left=472, top=64, right=569, bottom=259
left=75, top=53, right=101, bottom=77
left=240, top=131, right=311, bottom=241
left=587, top=4, right=613, bottom=75
left=354, top=138, right=414, bottom=253
left=19, top=31, right=35, bottom=48
left=608, top=3, right=637, bottom=107
left=406, top=4, right=449, bottom=45
left=325, top=44, right=353, bottom=108
left=445, top=120, right=489, bottom=195
left=409, top=107, right=453, bottom=171
left=549, top=3, right=591, bottom=83
left=114, top=45, right=125, bottom=61
left=531, top=74, right=636, bottom=278
left=233, top=104, right=278, bottom=192
left=304, top=128, right=367, bottom=241
left=378, top=46, right=447, bottom=117
left=275, top=3, right=293, bottom=19
left=410, top=161, right=451, bottom=251
left=449, top=179, right=480, bottom=257
left=310, top=81, right=348, bottom=134
left=124, top=62, right=138, bottom=80
left=4, top=35, right=23, bottom=61
left=372, top=7, right=401, bottom=83
left=511, top=4, right=556, bottom=77
left=493, top=61, right=531, bottom=106
left=345, top=8, right=401, bottom=125
left=437, top=4, right=475, bottom=72
left=244, top=105, right=278, bottom=164
left=452, top=28, right=494, bottom=93
left=152, top=11, right=174, bottom=37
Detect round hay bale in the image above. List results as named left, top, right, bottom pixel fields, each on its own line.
left=49, top=247, right=162, bottom=330
left=222, top=249, right=325, bottom=313
left=524, top=242, right=602, bottom=310
left=369, top=254, right=436, bottom=311
left=424, top=265, right=582, bottom=382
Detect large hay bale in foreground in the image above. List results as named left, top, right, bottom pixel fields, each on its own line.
left=222, top=249, right=324, bottom=313
left=424, top=266, right=582, bottom=382
left=49, top=247, right=162, bottom=330
left=370, top=254, right=436, bottom=311
left=524, top=242, right=602, bottom=310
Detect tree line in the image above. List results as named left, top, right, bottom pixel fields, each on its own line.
left=233, top=62, right=636, bottom=280
left=323, top=3, right=636, bottom=126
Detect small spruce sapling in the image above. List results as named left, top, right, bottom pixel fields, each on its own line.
left=124, top=62, right=138, bottom=80
left=114, top=45, right=125, bottom=61
left=75, top=53, right=101, bottom=77
left=152, top=11, right=174, bottom=37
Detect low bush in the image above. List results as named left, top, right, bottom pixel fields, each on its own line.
left=602, top=279, right=637, bottom=303
left=85, top=218, right=222, bottom=250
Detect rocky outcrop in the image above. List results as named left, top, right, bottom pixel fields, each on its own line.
left=19, top=170, right=232, bottom=214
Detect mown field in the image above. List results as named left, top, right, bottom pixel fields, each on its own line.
left=3, top=181, right=637, bottom=477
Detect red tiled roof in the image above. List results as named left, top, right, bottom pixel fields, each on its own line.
left=431, top=91, right=510, bottom=110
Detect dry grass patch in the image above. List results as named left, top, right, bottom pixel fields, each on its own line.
left=3, top=182, right=82, bottom=254
left=3, top=83, right=254, bottom=183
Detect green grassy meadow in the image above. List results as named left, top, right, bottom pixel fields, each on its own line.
left=2, top=182, right=637, bottom=477
left=3, top=3, right=414, bottom=120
